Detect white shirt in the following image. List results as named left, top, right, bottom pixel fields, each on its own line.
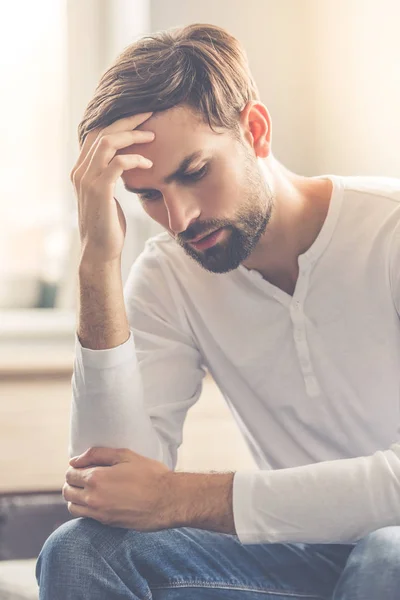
left=70, top=175, right=400, bottom=545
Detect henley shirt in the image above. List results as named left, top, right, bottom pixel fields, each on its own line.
left=71, top=174, right=400, bottom=545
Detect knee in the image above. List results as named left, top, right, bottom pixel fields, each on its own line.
left=354, top=526, right=400, bottom=568
left=35, top=517, right=124, bottom=587
left=35, top=517, right=180, bottom=589
left=333, top=527, right=400, bottom=600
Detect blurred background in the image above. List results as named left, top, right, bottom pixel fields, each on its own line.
left=0, top=0, right=399, bottom=596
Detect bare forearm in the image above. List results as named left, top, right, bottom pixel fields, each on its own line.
left=167, top=471, right=236, bottom=534
left=78, top=259, right=129, bottom=350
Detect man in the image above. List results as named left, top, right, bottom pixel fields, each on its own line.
left=36, top=23, right=400, bottom=599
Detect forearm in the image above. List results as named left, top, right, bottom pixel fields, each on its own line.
left=167, top=471, right=236, bottom=534
left=232, top=443, right=400, bottom=546
left=78, top=258, right=129, bottom=349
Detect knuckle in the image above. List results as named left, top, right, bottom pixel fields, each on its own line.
left=85, top=471, right=95, bottom=485
left=98, top=135, right=112, bottom=149
left=112, top=155, right=126, bottom=168
left=86, top=493, right=99, bottom=509
left=86, top=470, right=100, bottom=487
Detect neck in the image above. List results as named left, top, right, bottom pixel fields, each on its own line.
left=242, top=156, right=332, bottom=283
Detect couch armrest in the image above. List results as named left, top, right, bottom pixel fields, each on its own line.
left=0, top=491, right=74, bottom=560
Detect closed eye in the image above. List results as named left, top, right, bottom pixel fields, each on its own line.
left=180, top=164, right=209, bottom=182
left=138, top=164, right=209, bottom=202
left=138, top=190, right=162, bottom=202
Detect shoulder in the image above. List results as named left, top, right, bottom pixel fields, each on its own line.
left=339, top=175, right=400, bottom=204
left=330, top=176, right=400, bottom=265
left=330, top=175, right=400, bottom=233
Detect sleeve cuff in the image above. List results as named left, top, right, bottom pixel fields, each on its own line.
left=232, top=469, right=258, bottom=544
left=74, top=330, right=136, bottom=369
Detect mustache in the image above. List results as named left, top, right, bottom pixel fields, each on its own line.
left=179, top=220, right=231, bottom=243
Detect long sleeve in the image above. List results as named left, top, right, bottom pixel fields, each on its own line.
left=389, top=218, right=400, bottom=316
left=233, top=441, right=400, bottom=545
left=69, top=242, right=206, bottom=466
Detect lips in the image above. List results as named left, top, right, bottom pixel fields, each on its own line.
left=189, top=228, right=225, bottom=251
left=188, top=229, right=219, bottom=243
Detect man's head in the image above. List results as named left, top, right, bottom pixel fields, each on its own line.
left=78, top=24, right=274, bottom=273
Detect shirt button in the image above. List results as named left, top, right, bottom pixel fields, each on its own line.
left=305, top=376, right=320, bottom=397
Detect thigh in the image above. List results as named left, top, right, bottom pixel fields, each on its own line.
left=39, top=517, right=354, bottom=599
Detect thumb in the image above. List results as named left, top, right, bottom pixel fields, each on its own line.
left=69, top=447, right=123, bottom=467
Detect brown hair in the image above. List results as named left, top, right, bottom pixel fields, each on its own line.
left=77, top=23, right=260, bottom=147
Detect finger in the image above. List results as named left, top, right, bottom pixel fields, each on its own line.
left=81, top=111, right=153, bottom=157
left=96, top=154, right=153, bottom=189
left=85, top=130, right=155, bottom=180
left=72, top=112, right=153, bottom=183
left=67, top=503, right=94, bottom=519
left=63, top=483, right=88, bottom=506
left=65, top=467, right=85, bottom=487
left=68, top=503, right=108, bottom=525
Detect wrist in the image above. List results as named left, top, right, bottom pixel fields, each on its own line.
left=79, top=255, right=121, bottom=276
left=166, top=471, right=236, bottom=534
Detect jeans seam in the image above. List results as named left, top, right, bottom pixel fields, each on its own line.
left=149, top=580, right=326, bottom=598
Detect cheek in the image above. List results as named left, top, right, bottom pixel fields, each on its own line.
left=203, top=168, right=243, bottom=211
left=142, top=201, right=170, bottom=229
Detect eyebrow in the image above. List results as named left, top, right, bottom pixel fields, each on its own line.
left=123, top=151, right=205, bottom=194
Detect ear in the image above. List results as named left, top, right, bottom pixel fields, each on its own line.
left=239, top=101, right=271, bottom=159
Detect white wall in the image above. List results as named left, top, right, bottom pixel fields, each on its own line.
left=311, top=0, right=400, bottom=176
left=150, top=0, right=400, bottom=177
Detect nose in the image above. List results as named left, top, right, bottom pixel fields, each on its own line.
left=163, top=189, right=201, bottom=234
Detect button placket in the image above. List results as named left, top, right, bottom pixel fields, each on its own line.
left=290, top=260, right=320, bottom=397
left=294, top=329, right=303, bottom=342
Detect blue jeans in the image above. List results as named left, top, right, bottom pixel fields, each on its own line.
left=35, top=518, right=400, bottom=599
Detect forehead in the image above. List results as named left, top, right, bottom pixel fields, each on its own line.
left=120, top=105, right=228, bottom=187
left=127, top=105, right=219, bottom=153
left=139, top=104, right=205, bottom=134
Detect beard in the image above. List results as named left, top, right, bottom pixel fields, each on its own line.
left=176, top=152, right=274, bottom=274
